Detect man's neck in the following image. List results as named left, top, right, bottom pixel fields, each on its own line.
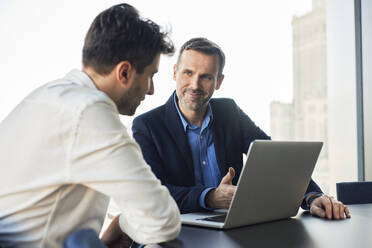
left=83, top=67, right=116, bottom=100
left=83, top=67, right=104, bottom=88
left=178, top=102, right=208, bottom=127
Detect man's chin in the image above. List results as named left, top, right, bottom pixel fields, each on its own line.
left=118, top=106, right=137, bottom=116
left=183, top=101, right=204, bottom=112
left=117, top=96, right=140, bottom=116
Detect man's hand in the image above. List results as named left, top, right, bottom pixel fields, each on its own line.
left=206, top=167, right=236, bottom=209
left=101, top=214, right=132, bottom=248
left=310, top=194, right=351, bottom=220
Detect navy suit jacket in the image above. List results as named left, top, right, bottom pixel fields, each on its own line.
left=132, top=93, right=322, bottom=213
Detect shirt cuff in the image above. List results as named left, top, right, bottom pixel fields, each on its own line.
left=200, top=187, right=216, bottom=210
left=302, top=191, right=322, bottom=210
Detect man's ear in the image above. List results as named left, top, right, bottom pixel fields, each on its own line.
left=115, top=61, right=133, bottom=87
left=173, top=64, right=178, bottom=81
left=215, top=74, right=224, bottom=90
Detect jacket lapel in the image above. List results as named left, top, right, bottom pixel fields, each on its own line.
left=164, top=92, right=195, bottom=180
left=210, top=101, right=227, bottom=176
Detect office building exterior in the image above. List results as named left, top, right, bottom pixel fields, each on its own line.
left=270, top=0, right=329, bottom=192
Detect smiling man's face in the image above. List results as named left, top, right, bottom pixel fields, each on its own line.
left=174, top=49, right=222, bottom=114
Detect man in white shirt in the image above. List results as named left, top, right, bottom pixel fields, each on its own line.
left=0, top=3, right=180, bottom=247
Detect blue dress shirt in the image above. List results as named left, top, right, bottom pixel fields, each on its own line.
left=174, top=96, right=221, bottom=209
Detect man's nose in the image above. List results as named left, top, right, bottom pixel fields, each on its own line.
left=147, top=79, right=154, bottom=95
left=189, top=75, right=200, bottom=89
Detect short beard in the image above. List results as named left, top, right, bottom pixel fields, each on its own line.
left=179, top=89, right=210, bottom=112
left=116, top=85, right=140, bottom=116
left=179, top=97, right=206, bottom=111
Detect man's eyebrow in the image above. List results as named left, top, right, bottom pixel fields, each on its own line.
left=201, top=73, right=214, bottom=77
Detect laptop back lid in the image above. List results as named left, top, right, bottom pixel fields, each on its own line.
left=224, top=140, right=322, bottom=228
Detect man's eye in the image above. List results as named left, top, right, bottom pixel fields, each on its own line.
left=201, top=75, right=213, bottom=81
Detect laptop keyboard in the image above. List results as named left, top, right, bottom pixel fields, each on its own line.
left=201, top=214, right=227, bottom=223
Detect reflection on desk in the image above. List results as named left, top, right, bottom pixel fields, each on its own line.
left=159, top=204, right=372, bottom=248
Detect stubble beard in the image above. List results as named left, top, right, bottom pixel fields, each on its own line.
left=117, top=84, right=141, bottom=116
left=179, top=89, right=210, bottom=112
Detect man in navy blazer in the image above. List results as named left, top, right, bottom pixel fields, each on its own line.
left=132, top=37, right=350, bottom=220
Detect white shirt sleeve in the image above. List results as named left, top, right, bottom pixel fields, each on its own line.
left=68, top=101, right=181, bottom=244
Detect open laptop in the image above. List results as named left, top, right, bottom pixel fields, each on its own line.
left=181, top=140, right=323, bottom=229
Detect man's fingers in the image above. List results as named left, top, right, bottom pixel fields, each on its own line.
left=229, top=167, right=236, bottom=180
left=325, top=196, right=344, bottom=220
left=220, top=173, right=231, bottom=185
left=220, top=167, right=235, bottom=185
left=338, top=203, right=345, bottom=219
left=330, top=197, right=351, bottom=219
left=311, top=195, right=332, bottom=219
left=331, top=198, right=341, bottom=219
left=345, top=206, right=351, bottom=218
left=310, top=194, right=351, bottom=220
left=322, top=196, right=333, bottom=219
left=310, top=205, right=326, bottom=218
left=211, top=167, right=237, bottom=209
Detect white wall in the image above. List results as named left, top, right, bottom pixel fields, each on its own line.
left=327, top=0, right=358, bottom=195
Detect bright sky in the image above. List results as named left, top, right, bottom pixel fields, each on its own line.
left=0, top=0, right=311, bottom=132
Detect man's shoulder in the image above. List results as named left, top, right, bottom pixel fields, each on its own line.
left=210, top=97, right=236, bottom=104
left=134, top=100, right=169, bottom=121
left=209, top=97, right=238, bottom=111
left=35, top=78, right=114, bottom=112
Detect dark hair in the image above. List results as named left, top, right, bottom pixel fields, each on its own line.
left=82, top=3, right=174, bottom=74
left=177, top=37, right=225, bottom=79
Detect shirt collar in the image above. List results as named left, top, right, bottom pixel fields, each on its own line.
left=64, top=69, right=98, bottom=90
left=173, top=93, right=213, bottom=132
left=63, top=69, right=118, bottom=113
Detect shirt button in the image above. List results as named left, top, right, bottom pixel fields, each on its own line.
left=200, top=135, right=203, bottom=139
left=202, top=161, right=206, bottom=165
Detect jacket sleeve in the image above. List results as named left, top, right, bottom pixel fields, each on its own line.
left=132, top=116, right=208, bottom=214
left=301, top=180, right=323, bottom=210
